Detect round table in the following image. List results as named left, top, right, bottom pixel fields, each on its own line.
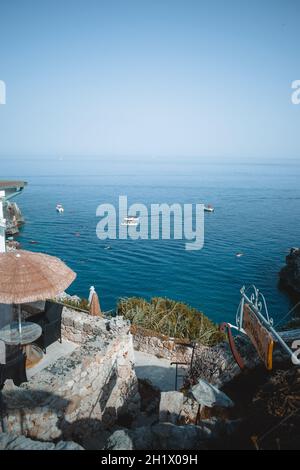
left=0, top=322, right=43, bottom=368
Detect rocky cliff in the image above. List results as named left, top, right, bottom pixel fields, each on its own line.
left=279, top=247, right=300, bottom=298
left=3, top=200, right=25, bottom=236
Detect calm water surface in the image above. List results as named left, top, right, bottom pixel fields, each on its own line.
left=2, top=158, right=300, bottom=325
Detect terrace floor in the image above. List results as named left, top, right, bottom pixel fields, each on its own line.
left=134, top=350, right=188, bottom=392
left=26, top=340, right=78, bottom=380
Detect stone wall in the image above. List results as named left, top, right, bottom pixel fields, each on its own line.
left=2, top=310, right=140, bottom=442
left=131, top=325, right=205, bottom=363
left=131, top=324, right=271, bottom=390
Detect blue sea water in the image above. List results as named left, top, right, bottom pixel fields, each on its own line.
left=2, top=157, right=300, bottom=326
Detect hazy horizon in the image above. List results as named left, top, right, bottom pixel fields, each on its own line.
left=0, top=0, right=300, bottom=160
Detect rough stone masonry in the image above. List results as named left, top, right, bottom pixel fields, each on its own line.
left=2, top=308, right=141, bottom=442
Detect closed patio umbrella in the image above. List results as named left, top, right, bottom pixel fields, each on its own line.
left=0, top=250, right=76, bottom=336
left=89, top=286, right=102, bottom=317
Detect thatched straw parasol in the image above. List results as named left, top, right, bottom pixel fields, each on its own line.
left=0, top=250, right=76, bottom=334
left=0, top=250, right=76, bottom=304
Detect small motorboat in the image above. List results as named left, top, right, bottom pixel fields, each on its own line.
left=121, top=221, right=139, bottom=226
left=204, top=205, right=214, bottom=212
left=124, top=216, right=139, bottom=222
left=236, top=252, right=244, bottom=258
left=56, top=204, right=64, bottom=213
left=121, top=216, right=139, bottom=226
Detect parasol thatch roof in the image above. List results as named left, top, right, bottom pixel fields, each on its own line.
left=0, top=250, right=76, bottom=304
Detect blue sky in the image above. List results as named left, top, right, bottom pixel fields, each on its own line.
left=0, top=0, right=299, bottom=160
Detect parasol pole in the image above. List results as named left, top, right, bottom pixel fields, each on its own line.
left=0, top=191, right=6, bottom=254
left=17, top=304, right=22, bottom=337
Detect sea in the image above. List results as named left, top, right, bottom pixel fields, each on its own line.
left=2, top=156, right=300, bottom=327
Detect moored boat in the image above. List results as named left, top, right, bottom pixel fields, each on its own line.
left=121, top=216, right=139, bottom=226
left=56, top=204, right=64, bottom=213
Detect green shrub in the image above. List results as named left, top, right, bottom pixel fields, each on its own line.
left=117, top=296, right=224, bottom=347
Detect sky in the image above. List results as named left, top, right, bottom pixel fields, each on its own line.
left=0, top=0, right=300, bottom=161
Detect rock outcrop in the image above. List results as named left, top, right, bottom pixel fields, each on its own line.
left=159, top=391, right=184, bottom=424
left=0, top=433, right=83, bottom=450
left=190, top=378, right=234, bottom=408
left=183, top=336, right=260, bottom=388
left=159, top=387, right=235, bottom=426
left=279, top=248, right=300, bottom=298
left=3, top=201, right=25, bottom=236
left=104, top=419, right=239, bottom=450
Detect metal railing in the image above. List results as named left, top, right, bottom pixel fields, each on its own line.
left=224, top=285, right=298, bottom=366
left=171, top=341, right=196, bottom=390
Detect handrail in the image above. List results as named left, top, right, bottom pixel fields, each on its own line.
left=231, top=285, right=299, bottom=368
left=171, top=341, right=197, bottom=390
left=239, top=286, right=294, bottom=359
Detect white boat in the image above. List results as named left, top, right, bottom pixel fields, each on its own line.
left=121, top=216, right=139, bottom=226
left=236, top=252, right=244, bottom=258
left=121, top=221, right=139, bottom=226
left=204, top=205, right=214, bottom=212
left=123, top=216, right=139, bottom=222
left=56, top=204, right=64, bottom=213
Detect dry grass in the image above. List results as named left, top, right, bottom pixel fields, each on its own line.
left=117, top=296, right=225, bottom=347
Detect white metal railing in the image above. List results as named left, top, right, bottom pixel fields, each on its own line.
left=235, top=285, right=295, bottom=360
